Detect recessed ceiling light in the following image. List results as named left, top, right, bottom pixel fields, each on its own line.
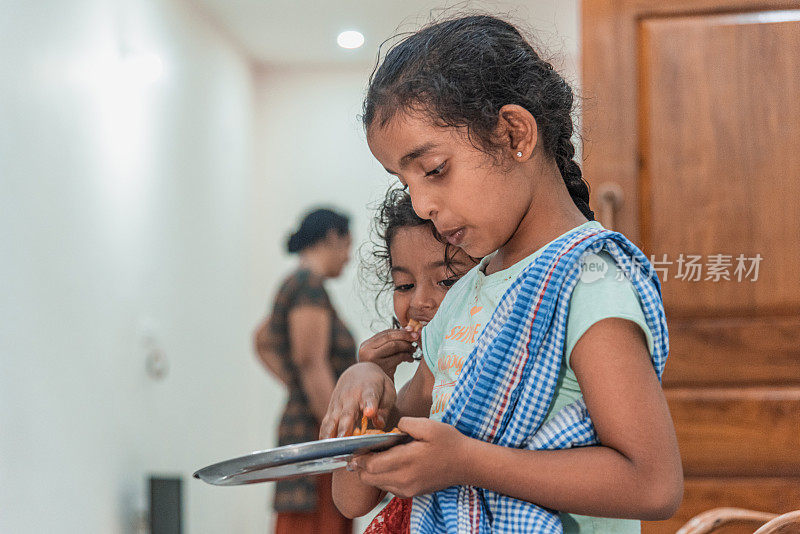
left=337, top=30, right=364, bottom=49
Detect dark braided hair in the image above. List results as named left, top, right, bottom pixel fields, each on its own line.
left=362, top=14, right=594, bottom=220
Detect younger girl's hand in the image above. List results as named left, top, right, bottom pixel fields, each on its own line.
left=358, top=328, right=419, bottom=379
left=348, top=417, right=472, bottom=498
left=320, top=362, right=397, bottom=439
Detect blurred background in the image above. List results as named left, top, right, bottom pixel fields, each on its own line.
left=1, top=0, right=797, bottom=533
left=0, top=1, right=578, bottom=532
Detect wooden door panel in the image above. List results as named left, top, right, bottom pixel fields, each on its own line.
left=663, top=316, right=800, bottom=387
left=668, top=388, right=800, bottom=476
left=638, top=11, right=800, bottom=317
left=644, top=477, right=800, bottom=534
left=583, top=2, right=800, bottom=530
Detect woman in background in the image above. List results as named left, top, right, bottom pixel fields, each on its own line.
left=254, top=207, right=355, bottom=534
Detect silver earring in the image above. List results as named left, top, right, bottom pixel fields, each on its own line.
left=516, top=151, right=523, bottom=158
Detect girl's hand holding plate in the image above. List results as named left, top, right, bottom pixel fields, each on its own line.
left=347, top=416, right=471, bottom=498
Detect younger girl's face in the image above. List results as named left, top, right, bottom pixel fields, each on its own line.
left=390, top=225, right=474, bottom=328
left=367, top=111, right=536, bottom=259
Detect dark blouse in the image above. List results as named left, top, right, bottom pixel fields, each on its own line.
left=265, top=268, right=356, bottom=512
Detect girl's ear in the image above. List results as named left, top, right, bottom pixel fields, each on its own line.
left=496, top=104, right=538, bottom=161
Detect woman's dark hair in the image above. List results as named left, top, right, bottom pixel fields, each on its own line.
left=286, top=207, right=350, bottom=254
left=362, top=14, right=594, bottom=220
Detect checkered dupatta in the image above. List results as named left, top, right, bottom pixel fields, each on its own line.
left=410, top=226, right=669, bottom=533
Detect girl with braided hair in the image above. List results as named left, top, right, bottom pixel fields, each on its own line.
left=321, top=14, right=682, bottom=533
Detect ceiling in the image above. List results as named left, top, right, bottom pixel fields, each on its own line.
left=191, top=0, right=579, bottom=67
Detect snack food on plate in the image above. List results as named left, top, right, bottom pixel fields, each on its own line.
left=350, top=415, right=401, bottom=436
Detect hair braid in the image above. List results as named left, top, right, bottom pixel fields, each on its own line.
left=554, top=124, right=594, bottom=220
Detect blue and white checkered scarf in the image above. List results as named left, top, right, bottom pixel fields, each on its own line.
left=410, top=225, right=669, bottom=533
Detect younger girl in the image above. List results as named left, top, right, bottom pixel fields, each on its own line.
left=338, top=188, right=477, bottom=531
left=357, top=187, right=477, bottom=380
left=321, top=15, right=682, bottom=533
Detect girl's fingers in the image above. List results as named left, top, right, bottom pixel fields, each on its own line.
left=349, top=452, right=371, bottom=469
left=359, top=380, right=384, bottom=419
left=321, top=398, right=346, bottom=438
left=370, top=329, right=419, bottom=349
left=371, top=407, right=390, bottom=429
left=320, top=413, right=336, bottom=439
left=336, top=410, right=355, bottom=438
left=358, top=452, right=388, bottom=476
left=372, top=340, right=416, bottom=358
left=336, top=396, right=362, bottom=438
left=346, top=456, right=362, bottom=471
left=359, top=330, right=418, bottom=364
left=397, top=417, right=433, bottom=440
left=359, top=444, right=412, bottom=476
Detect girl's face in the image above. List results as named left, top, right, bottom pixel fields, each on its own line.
left=390, top=225, right=474, bottom=327
left=367, top=111, right=536, bottom=259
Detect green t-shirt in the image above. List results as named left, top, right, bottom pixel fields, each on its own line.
left=421, top=221, right=651, bottom=533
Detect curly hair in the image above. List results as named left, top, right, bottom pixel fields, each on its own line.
left=362, top=14, right=593, bottom=220
left=360, top=187, right=468, bottom=327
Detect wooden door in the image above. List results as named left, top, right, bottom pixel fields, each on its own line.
left=582, top=2, right=800, bottom=532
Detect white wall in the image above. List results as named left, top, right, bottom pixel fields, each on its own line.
left=0, top=1, right=270, bottom=532
left=249, top=64, right=398, bottom=342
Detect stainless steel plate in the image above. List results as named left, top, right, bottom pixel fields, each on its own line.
left=194, top=433, right=412, bottom=486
